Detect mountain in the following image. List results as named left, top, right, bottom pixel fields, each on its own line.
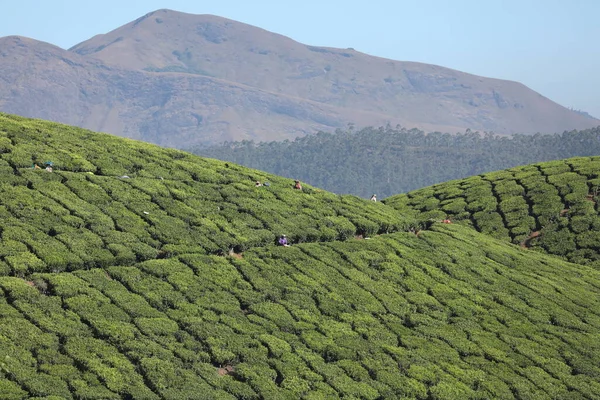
left=1, top=113, right=600, bottom=399
left=193, top=125, right=600, bottom=198
left=0, top=35, right=386, bottom=148
left=0, top=9, right=598, bottom=149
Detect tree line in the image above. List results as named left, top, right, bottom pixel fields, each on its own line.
left=191, top=125, right=600, bottom=198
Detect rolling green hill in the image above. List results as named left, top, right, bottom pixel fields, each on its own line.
left=384, top=157, right=600, bottom=268
left=1, top=113, right=600, bottom=399
left=0, top=113, right=414, bottom=275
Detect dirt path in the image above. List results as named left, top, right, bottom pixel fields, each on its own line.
left=521, top=231, right=541, bottom=248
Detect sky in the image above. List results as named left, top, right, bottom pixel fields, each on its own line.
left=2, top=0, right=599, bottom=119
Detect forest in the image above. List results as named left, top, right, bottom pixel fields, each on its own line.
left=1, top=113, right=600, bottom=399
left=193, top=125, right=600, bottom=198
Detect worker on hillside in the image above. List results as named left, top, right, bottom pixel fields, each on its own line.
left=294, top=180, right=302, bottom=190
left=255, top=181, right=263, bottom=187
left=278, top=234, right=289, bottom=247
left=370, top=194, right=377, bottom=202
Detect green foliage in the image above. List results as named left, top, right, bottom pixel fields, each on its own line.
left=1, top=114, right=600, bottom=399
left=194, top=125, right=600, bottom=198
left=2, top=224, right=600, bottom=398
left=0, top=113, right=414, bottom=275
left=386, top=156, right=600, bottom=265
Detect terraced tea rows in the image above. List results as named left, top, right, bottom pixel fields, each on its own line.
left=385, top=157, right=600, bottom=267
left=0, top=113, right=413, bottom=276
left=2, top=113, right=600, bottom=399
left=2, top=226, right=600, bottom=399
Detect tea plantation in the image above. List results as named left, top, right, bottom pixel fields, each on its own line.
left=0, top=113, right=414, bottom=275
left=384, top=157, right=600, bottom=268
left=1, top=113, right=600, bottom=399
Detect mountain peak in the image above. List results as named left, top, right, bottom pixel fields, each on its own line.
left=129, top=8, right=238, bottom=27
left=1, top=9, right=598, bottom=148
left=0, top=35, right=62, bottom=50
left=0, top=35, right=87, bottom=65
left=68, top=8, right=291, bottom=69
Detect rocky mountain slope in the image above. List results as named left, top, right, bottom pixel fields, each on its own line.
left=0, top=9, right=598, bottom=148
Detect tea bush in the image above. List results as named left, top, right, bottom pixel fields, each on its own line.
left=0, top=114, right=415, bottom=275
left=386, top=156, right=600, bottom=266
left=2, top=114, right=600, bottom=398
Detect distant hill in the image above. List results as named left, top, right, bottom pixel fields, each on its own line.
left=0, top=9, right=598, bottom=149
left=2, top=114, right=600, bottom=398
left=194, top=125, right=600, bottom=198
left=385, top=156, right=600, bottom=267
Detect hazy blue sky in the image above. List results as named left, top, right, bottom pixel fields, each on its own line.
left=2, top=0, right=599, bottom=120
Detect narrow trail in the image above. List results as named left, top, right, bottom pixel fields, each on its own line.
left=520, top=230, right=541, bottom=249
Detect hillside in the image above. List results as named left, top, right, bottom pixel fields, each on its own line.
left=0, top=35, right=382, bottom=148
left=0, top=112, right=412, bottom=267
left=384, top=156, right=600, bottom=268
left=1, top=114, right=600, bottom=399
left=1, top=9, right=599, bottom=149
left=194, top=125, right=600, bottom=198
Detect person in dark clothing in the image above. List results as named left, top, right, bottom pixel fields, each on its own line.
left=278, top=234, right=289, bottom=247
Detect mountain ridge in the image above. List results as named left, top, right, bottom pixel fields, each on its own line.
left=0, top=8, right=598, bottom=148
